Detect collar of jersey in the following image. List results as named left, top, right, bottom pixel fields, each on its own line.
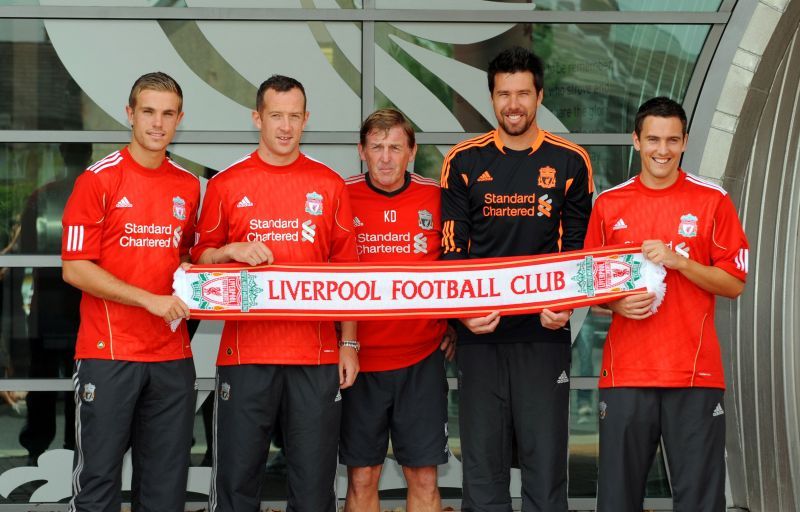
left=634, top=169, right=687, bottom=196
left=364, top=171, right=411, bottom=198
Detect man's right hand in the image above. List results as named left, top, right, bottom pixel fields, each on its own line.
left=606, top=293, right=656, bottom=320
left=460, top=311, right=501, bottom=334
left=145, top=294, right=190, bottom=323
left=222, top=241, right=274, bottom=266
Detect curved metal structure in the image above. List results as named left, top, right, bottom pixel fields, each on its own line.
left=721, top=2, right=800, bottom=510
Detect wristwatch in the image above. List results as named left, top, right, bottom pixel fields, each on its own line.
left=338, top=339, right=360, bottom=352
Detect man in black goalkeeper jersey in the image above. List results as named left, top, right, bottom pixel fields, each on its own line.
left=440, top=46, right=593, bottom=512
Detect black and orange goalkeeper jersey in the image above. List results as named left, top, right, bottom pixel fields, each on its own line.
left=440, top=129, right=593, bottom=345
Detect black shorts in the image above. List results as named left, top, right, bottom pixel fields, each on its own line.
left=340, top=348, right=449, bottom=468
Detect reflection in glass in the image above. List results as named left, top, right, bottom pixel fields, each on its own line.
left=377, top=0, right=722, bottom=11
left=0, top=19, right=362, bottom=131
left=375, top=22, right=710, bottom=133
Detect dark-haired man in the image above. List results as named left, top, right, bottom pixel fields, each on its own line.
left=440, top=46, right=594, bottom=511
left=585, top=97, right=748, bottom=512
left=62, top=72, right=200, bottom=512
left=342, top=108, right=454, bottom=512
left=192, top=74, right=359, bottom=512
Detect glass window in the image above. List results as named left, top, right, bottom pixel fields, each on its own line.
left=0, top=19, right=362, bottom=131
left=376, top=0, right=723, bottom=11
left=374, top=22, right=710, bottom=133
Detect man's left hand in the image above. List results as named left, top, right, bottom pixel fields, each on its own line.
left=339, top=346, right=359, bottom=389
left=540, top=308, right=572, bottom=330
left=439, top=324, right=457, bottom=361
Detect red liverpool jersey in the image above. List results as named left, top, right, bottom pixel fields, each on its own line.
left=346, top=172, right=446, bottom=372
left=584, top=170, right=749, bottom=389
left=191, top=151, right=358, bottom=366
left=61, top=148, right=200, bottom=362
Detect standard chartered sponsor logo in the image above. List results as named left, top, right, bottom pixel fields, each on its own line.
left=302, top=220, right=316, bottom=243
left=118, top=222, right=175, bottom=248
left=413, top=233, right=428, bottom=254
left=357, top=232, right=422, bottom=255
left=249, top=218, right=299, bottom=230
left=244, top=218, right=316, bottom=243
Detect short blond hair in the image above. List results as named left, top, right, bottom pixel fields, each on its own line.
left=128, top=72, right=183, bottom=112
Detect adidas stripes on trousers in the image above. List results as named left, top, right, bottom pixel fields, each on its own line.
left=596, top=387, right=726, bottom=512
left=457, top=342, right=571, bottom=512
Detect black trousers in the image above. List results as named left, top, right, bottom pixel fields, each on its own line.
left=209, top=364, right=341, bottom=512
left=458, top=342, right=571, bottom=512
left=597, top=387, right=726, bottom=512
left=69, top=358, right=196, bottom=512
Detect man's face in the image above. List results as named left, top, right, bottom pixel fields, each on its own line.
left=126, top=89, right=183, bottom=155
left=633, top=115, right=687, bottom=187
left=359, top=125, right=417, bottom=193
left=491, top=71, right=542, bottom=138
left=252, top=87, right=309, bottom=163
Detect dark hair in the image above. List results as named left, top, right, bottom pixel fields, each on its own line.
left=634, top=97, right=688, bottom=136
left=360, top=109, right=415, bottom=148
left=487, top=46, right=544, bottom=94
left=256, top=74, right=306, bottom=112
left=128, top=72, right=183, bottom=111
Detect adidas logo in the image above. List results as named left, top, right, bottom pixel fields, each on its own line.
left=353, top=216, right=364, bottom=227
left=115, top=196, right=133, bottom=208
left=612, top=218, right=628, bottom=230
left=556, top=371, right=569, bottom=384
left=236, top=196, right=254, bottom=208
left=712, top=403, right=724, bottom=417
left=477, top=170, right=493, bottom=182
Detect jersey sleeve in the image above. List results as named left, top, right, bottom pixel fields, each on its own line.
left=709, top=194, right=749, bottom=281
left=61, top=171, right=107, bottom=260
left=190, top=178, right=228, bottom=263
left=583, top=196, right=606, bottom=249
left=561, top=153, right=594, bottom=251
left=440, top=152, right=470, bottom=260
left=329, top=181, right=358, bottom=263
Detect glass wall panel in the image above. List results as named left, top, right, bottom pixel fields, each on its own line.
left=0, top=143, right=359, bottom=258
left=376, top=0, right=723, bottom=11
left=0, top=19, right=362, bottom=131
left=374, top=22, right=709, bottom=133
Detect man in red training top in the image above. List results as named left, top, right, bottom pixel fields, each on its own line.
left=342, top=109, right=455, bottom=512
left=191, top=75, right=359, bottom=512
left=584, top=97, right=749, bottom=511
left=61, top=72, right=200, bottom=512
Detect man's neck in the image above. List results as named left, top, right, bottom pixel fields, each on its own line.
left=127, top=143, right=165, bottom=170
left=497, top=124, right=540, bottom=151
left=257, top=146, right=300, bottom=166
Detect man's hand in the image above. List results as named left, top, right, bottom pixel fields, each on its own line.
left=439, top=324, right=457, bottom=361
left=460, top=311, right=500, bottom=335
left=339, top=346, right=359, bottom=389
left=222, top=242, right=274, bottom=266
left=540, top=308, right=572, bottom=330
left=145, top=294, right=190, bottom=323
left=606, top=293, right=656, bottom=320
left=642, top=240, right=686, bottom=270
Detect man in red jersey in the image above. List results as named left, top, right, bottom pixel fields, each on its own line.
left=191, top=75, right=358, bottom=512
left=61, top=72, right=200, bottom=512
left=440, top=47, right=593, bottom=511
left=341, top=109, right=455, bottom=512
left=584, top=97, right=749, bottom=512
